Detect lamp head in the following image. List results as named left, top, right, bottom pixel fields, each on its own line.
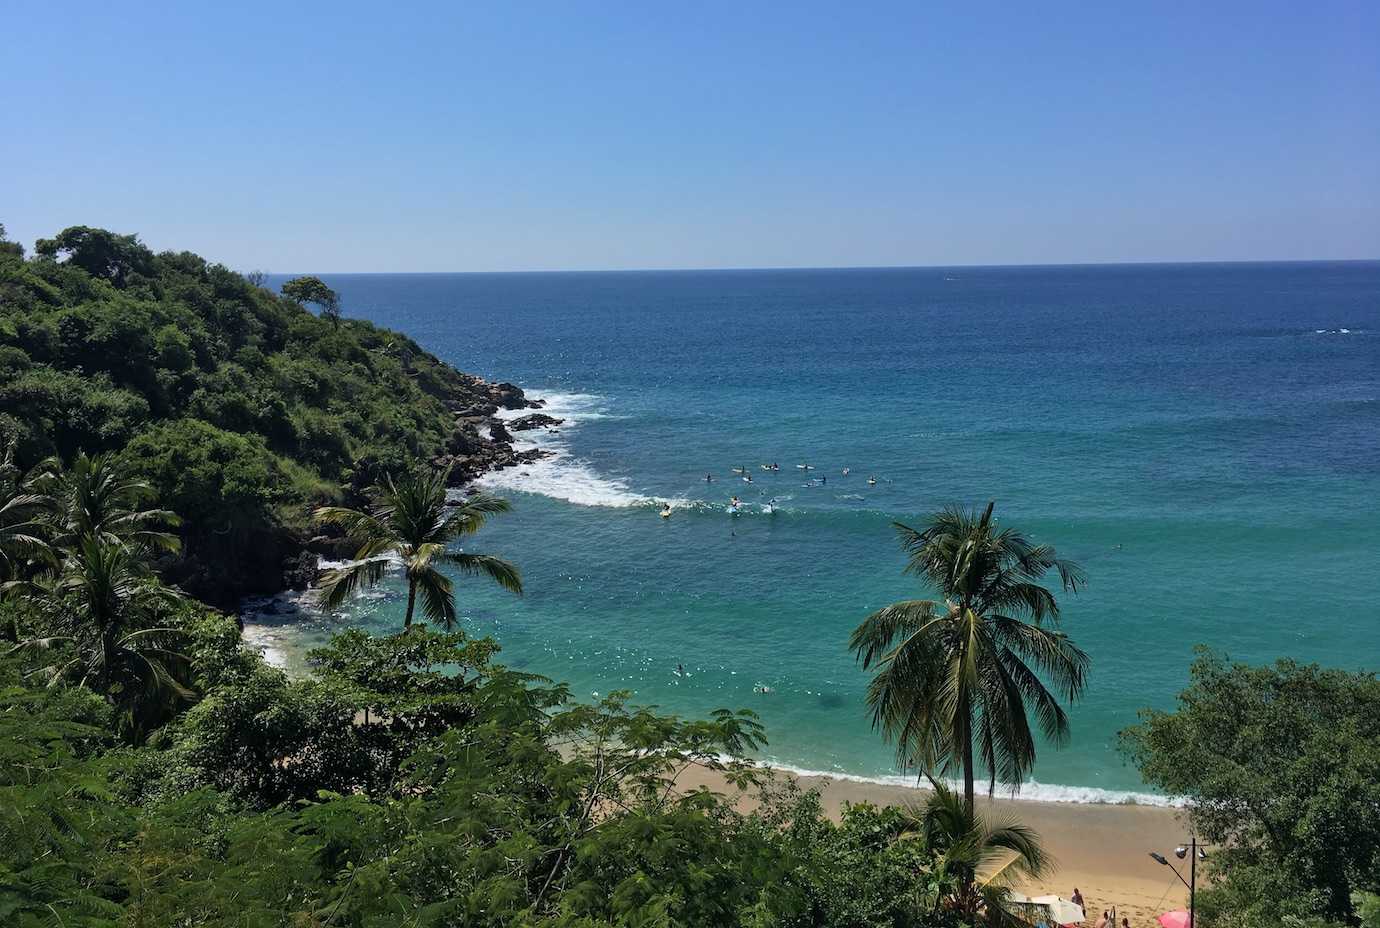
left=1149, top=852, right=1169, bottom=866
left=1197, top=848, right=1208, bottom=860
left=1175, top=846, right=1188, bottom=860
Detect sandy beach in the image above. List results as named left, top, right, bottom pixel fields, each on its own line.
left=677, top=764, right=1193, bottom=927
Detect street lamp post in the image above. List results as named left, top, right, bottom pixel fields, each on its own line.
left=1149, top=837, right=1206, bottom=927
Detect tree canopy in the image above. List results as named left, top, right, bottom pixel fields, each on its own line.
left=0, top=225, right=506, bottom=604
left=281, top=275, right=340, bottom=325
left=1122, top=650, right=1380, bottom=926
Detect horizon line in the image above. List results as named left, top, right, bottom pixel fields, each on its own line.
left=256, top=256, right=1380, bottom=277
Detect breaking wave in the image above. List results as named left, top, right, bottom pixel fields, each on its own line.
left=756, top=760, right=1184, bottom=807
left=478, top=392, right=689, bottom=508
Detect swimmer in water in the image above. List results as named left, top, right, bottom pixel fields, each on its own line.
left=821, top=474, right=826, bottom=485
left=867, top=475, right=877, bottom=486
left=842, top=466, right=850, bottom=476
left=660, top=503, right=672, bottom=519
left=705, top=473, right=713, bottom=482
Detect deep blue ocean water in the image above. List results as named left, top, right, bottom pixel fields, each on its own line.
left=249, top=263, right=1380, bottom=802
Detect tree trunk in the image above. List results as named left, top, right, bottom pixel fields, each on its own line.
left=404, top=581, right=417, bottom=629
left=962, top=706, right=975, bottom=812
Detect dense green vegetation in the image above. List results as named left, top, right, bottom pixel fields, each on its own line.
left=0, top=224, right=507, bottom=604
left=0, top=450, right=1022, bottom=926
left=1123, top=651, right=1380, bottom=928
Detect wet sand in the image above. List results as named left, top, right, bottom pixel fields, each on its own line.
left=676, top=764, right=1193, bottom=926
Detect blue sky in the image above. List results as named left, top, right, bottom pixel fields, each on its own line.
left=3, top=1, right=1377, bottom=271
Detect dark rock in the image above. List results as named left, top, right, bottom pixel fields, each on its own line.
left=509, top=413, right=564, bottom=431
left=490, top=382, right=529, bottom=410
left=447, top=424, right=486, bottom=455
left=282, top=551, right=319, bottom=590
left=453, top=401, right=499, bottom=419
left=488, top=418, right=514, bottom=443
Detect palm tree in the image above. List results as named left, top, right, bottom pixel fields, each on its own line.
left=41, top=452, right=180, bottom=555
left=849, top=501, right=1089, bottom=810
left=313, top=465, right=522, bottom=630
left=0, top=440, right=56, bottom=583
left=10, top=535, right=193, bottom=737
left=902, top=780, right=1051, bottom=925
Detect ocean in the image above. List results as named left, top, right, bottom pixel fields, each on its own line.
left=247, top=262, right=1380, bottom=803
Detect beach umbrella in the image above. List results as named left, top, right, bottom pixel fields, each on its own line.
left=1031, top=895, right=1086, bottom=925
left=1158, top=910, right=1191, bottom=928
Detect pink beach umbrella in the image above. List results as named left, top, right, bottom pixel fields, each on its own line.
left=1158, top=910, right=1191, bottom=928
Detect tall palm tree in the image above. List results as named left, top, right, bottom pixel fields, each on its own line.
left=902, top=781, right=1051, bottom=925
left=10, top=535, right=193, bottom=737
left=313, top=465, right=522, bottom=630
left=41, top=452, right=181, bottom=555
left=849, top=501, right=1089, bottom=810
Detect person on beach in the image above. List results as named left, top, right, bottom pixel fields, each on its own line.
left=1095, top=910, right=1109, bottom=928
left=1071, top=888, right=1085, bottom=912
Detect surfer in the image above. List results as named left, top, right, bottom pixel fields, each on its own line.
left=660, top=503, right=672, bottom=519
left=841, top=466, right=850, bottom=476
left=821, top=474, right=826, bottom=485
left=867, top=475, right=877, bottom=486
left=705, top=473, right=713, bottom=483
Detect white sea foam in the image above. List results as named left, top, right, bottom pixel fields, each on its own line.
left=479, top=392, right=689, bottom=509
left=240, top=624, right=290, bottom=669
left=753, top=760, right=1185, bottom=807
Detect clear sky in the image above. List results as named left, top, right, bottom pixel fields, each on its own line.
left=3, top=1, right=1378, bottom=272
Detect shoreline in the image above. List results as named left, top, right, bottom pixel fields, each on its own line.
left=681, top=763, right=1191, bottom=926
left=242, top=603, right=1177, bottom=810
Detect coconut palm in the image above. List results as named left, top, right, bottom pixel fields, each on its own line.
left=41, top=452, right=181, bottom=555
left=313, top=465, right=522, bottom=630
left=0, top=440, right=54, bottom=586
left=849, top=501, right=1089, bottom=810
left=10, top=535, right=193, bottom=737
left=902, top=780, right=1051, bottom=925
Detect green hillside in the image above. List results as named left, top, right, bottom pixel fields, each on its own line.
left=0, top=224, right=532, bottom=605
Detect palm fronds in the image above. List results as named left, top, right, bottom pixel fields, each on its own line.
left=311, top=465, right=521, bottom=630
left=850, top=501, right=1089, bottom=806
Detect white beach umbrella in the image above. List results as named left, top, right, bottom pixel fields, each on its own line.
left=1031, top=894, right=1086, bottom=925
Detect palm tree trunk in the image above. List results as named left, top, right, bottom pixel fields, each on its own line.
left=404, top=580, right=417, bottom=629
left=962, top=719, right=975, bottom=811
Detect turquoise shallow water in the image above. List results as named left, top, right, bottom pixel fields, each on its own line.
left=250, top=263, right=1380, bottom=802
